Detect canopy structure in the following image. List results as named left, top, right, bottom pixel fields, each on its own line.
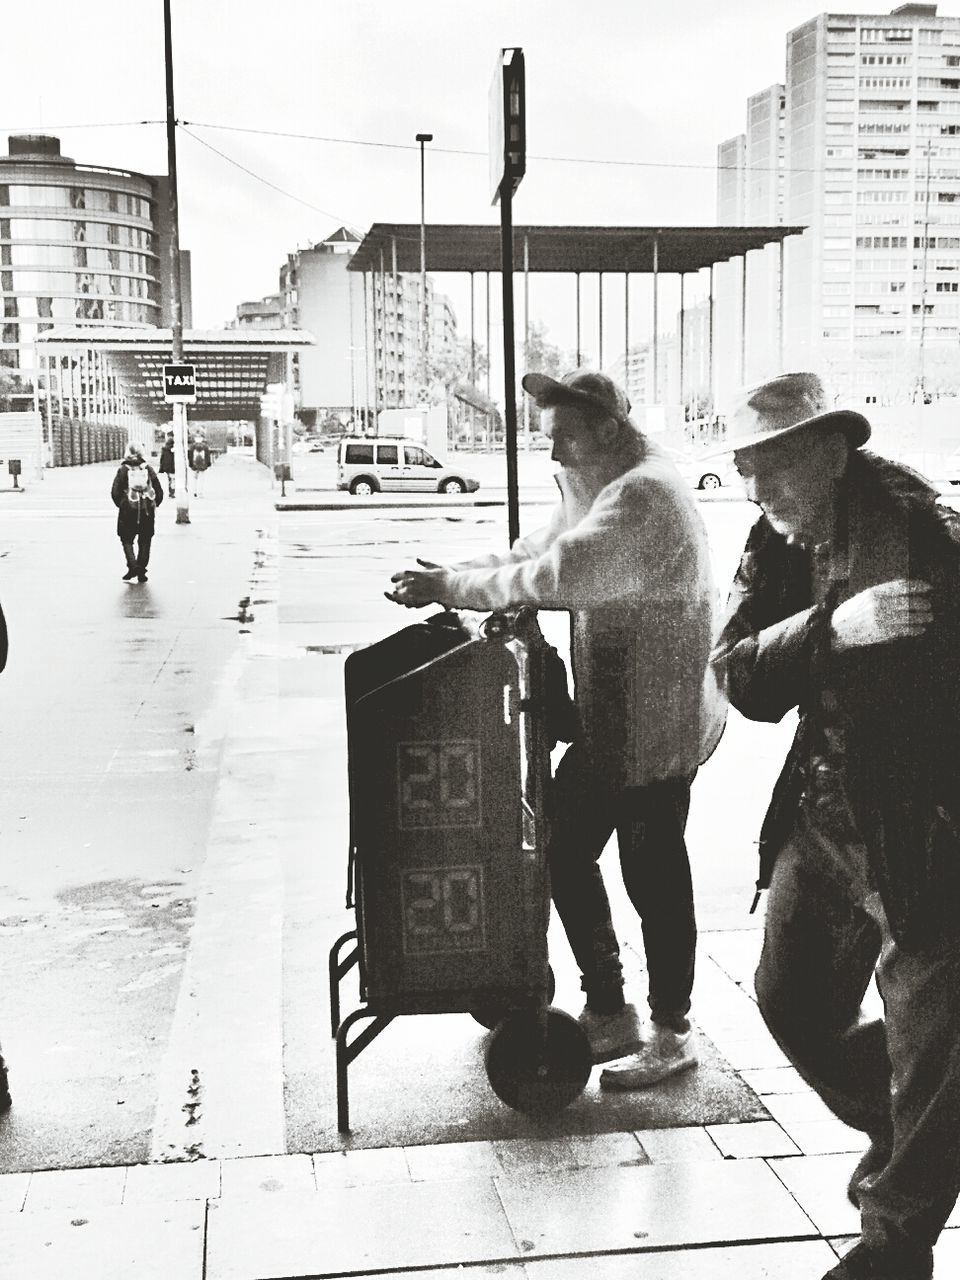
left=348, top=223, right=805, bottom=277
left=348, top=221, right=807, bottom=413
left=34, top=328, right=316, bottom=425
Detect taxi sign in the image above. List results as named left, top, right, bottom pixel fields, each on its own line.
left=163, top=363, right=197, bottom=404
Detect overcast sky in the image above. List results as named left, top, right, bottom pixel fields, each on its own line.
left=6, top=0, right=960, bottom=351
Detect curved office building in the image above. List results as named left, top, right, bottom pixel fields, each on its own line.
left=0, top=134, right=165, bottom=414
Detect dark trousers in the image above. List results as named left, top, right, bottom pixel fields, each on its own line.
left=547, top=745, right=696, bottom=1030
left=755, top=816, right=960, bottom=1259
left=121, top=534, right=152, bottom=572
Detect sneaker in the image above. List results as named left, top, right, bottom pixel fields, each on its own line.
left=137, top=573, right=148, bottom=583
left=821, top=1240, right=933, bottom=1280
left=122, top=568, right=137, bottom=581
left=847, top=1134, right=893, bottom=1209
left=599, top=1025, right=698, bottom=1089
left=577, top=1002, right=643, bottom=1064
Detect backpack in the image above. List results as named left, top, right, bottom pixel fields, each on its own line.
left=124, top=464, right=155, bottom=516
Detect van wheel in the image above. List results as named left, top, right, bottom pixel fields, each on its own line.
left=440, top=477, right=466, bottom=494
left=698, top=473, right=721, bottom=490
left=350, top=477, right=377, bottom=496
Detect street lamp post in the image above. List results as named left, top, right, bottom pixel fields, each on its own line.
left=416, top=133, right=432, bottom=399
left=163, top=0, right=190, bottom=524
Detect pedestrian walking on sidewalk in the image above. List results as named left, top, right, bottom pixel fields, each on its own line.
left=387, top=369, right=727, bottom=1086
left=111, top=443, right=163, bottom=583
left=189, top=431, right=211, bottom=497
left=158, top=430, right=176, bottom=498
left=712, top=372, right=960, bottom=1280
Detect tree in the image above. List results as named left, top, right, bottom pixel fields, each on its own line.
left=423, top=337, right=489, bottom=406
left=521, top=321, right=566, bottom=432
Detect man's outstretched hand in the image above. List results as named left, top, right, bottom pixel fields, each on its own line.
left=386, top=559, right=453, bottom=608
left=831, top=578, right=933, bottom=651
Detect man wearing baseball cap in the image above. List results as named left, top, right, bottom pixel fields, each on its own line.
left=388, top=368, right=727, bottom=1086
left=712, top=372, right=960, bottom=1280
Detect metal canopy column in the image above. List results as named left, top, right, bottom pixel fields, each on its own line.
left=598, top=272, right=604, bottom=369
left=377, top=247, right=386, bottom=419
left=485, top=272, right=491, bottom=398
left=652, top=234, right=660, bottom=404
left=523, top=235, right=530, bottom=441
left=391, top=235, right=399, bottom=407
left=679, top=273, right=686, bottom=415
left=362, top=271, right=371, bottom=431
left=778, top=237, right=785, bottom=370
left=575, top=273, right=581, bottom=367
left=469, top=271, right=477, bottom=448
left=708, top=264, right=715, bottom=413
left=624, top=270, right=630, bottom=389
left=740, top=252, right=748, bottom=386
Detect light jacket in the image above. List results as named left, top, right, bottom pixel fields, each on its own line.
left=438, top=428, right=727, bottom=787
left=712, top=449, right=960, bottom=948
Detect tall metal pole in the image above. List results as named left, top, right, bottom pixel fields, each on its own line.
left=416, top=133, right=432, bottom=400
left=163, top=0, right=190, bottom=524
left=500, top=189, right=519, bottom=545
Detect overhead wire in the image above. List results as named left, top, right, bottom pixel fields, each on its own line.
left=177, top=125, right=365, bottom=233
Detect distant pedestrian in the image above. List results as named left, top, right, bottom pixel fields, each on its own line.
left=189, top=432, right=211, bottom=496
left=158, top=430, right=176, bottom=498
left=111, top=443, right=163, bottom=583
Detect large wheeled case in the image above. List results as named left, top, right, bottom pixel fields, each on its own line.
left=329, top=607, right=591, bottom=1131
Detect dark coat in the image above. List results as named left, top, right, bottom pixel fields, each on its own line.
left=111, top=460, right=163, bottom=539
left=713, top=449, right=960, bottom=949
left=189, top=442, right=211, bottom=472
left=158, top=442, right=175, bottom=475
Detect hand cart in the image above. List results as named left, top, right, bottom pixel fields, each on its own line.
left=329, top=607, right=591, bottom=1132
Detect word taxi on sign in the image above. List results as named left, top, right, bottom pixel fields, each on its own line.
left=163, top=363, right=198, bottom=404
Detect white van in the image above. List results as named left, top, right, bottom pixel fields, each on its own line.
left=336, top=436, right=480, bottom=496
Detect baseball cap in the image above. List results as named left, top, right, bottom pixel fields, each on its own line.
left=521, top=369, right=631, bottom=424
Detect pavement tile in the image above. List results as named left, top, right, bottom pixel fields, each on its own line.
left=782, top=1118, right=866, bottom=1156
left=634, top=1125, right=724, bottom=1163
left=565, top=1131, right=649, bottom=1169
left=741, top=1066, right=813, bottom=1095
left=494, top=1136, right=581, bottom=1174
left=768, top=1152, right=862, bottom=1236
left=0, top=1199, right=205, bottom=1280
left=707, top=1119, right=801, bottom=1158
left=761, top=1091, right=839, bottom=1126
left=205, top=1179, right=518, bottom=1278
left=403, top=1139, right=500, bottom=1182
left=712, top=1036, right=792, bottom=1070
left=23, top=1163, right=127, bottom=1211
left=522, top=1239, right=841, bottom=1278
left=313, top=1145, right=412, bottom=1187
left=0, top=1171, right=30, bottom=1212
left=123, top=1158, right=221, bottom=1203
left=494, top=1159, right=818, bottom=1257
left=219, top=1153, right=315, bottom=1199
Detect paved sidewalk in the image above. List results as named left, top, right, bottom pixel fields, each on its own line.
left=1, top=458, right=958, bottom=1277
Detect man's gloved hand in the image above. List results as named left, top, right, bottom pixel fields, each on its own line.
left=385, top=559, right=453, bottom=608
left=830, top=578, right=933, bottom=651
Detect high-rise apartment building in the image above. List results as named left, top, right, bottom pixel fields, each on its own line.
left=235, top=227, right=457, bottom=429
left=718, top=4, right=960, bottom=402
left=0, top=134, right=191, bottom=413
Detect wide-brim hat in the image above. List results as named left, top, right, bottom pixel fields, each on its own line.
left=521, top=369, right=631, bottom=425
left=704, top=371, right=871, bottom=458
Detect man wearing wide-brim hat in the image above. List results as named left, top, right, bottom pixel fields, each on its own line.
left=712, top=371, right=960, bottom=1280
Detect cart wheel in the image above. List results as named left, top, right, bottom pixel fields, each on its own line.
left=485, top=1008, right=592, bottom=1118
left=470, top=966, right=556, bottom=1031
